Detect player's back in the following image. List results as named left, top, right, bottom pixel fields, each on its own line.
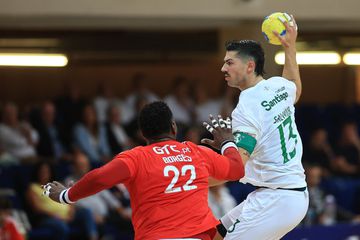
left=121, top=140, right=218, bottom=240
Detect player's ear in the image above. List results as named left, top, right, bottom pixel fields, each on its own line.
left=247, top=60, right=256, bottom=74
left=171, top=120, right=177, bottom=135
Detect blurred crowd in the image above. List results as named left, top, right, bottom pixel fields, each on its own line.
left=1, top=73, right=360, bottom=239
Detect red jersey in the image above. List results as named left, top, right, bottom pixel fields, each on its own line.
left=69, top=140, right=243, bottom=240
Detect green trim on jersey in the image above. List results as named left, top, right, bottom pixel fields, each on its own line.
left=233, top=131, right=257, bottom=154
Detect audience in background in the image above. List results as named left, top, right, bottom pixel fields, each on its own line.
left=2, top=79, right=360, bottom=239
left=334, top=121, right=360, bottom=177
left=0, top=197, right=24, bottom=240
left=303, top=165, right=360, bottom=226
left=65, top=152, right=133, bottom=237
left=33, top=101, right=71, bottom=163
left=123, top=73, right=158, bottom=125
left=73, top=103, right=111, bottom=165
left=0, top=102, right=38, bottom=162
left=303, top=127, right=336, bottom=176
left=193, top=83, right=221, bottom=124
left=26, top=161, right=98, bottom=240
left=164, top=76, right=194, bottom=134
left=105, top=104, right=133, bottom=156
left=94, top=82, right=123, bottom=124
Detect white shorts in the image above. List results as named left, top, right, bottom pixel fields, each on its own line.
left=221, top=188, right=309, bottom=240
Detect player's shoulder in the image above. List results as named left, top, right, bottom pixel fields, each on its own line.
left=114, top=146, right=145, bottom=159
left=266, top=76, right=296, bottom=89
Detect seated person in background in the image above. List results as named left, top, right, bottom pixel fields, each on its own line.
left=208, top=184, right=237, bottom=219
left=303, top=165, right=360, bottom=226
left=65, top=152, right=133, bottom=234
left=34, top=101, right=72, bottom=162
left=26, top=161, right=98, bottom=240
left=303, top=127, right=336, bottom=176
left=105, top=104, right=133, bottom=156
left=0, top=102, right=38, bottom=162
left=334, top=121, right=360, bottom=177
left=73, top=103, right=111, bottom=165
left=0, top=197, right=24, bottom=240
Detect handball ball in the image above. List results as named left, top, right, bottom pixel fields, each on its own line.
left=262, top=12, right=292, bottom=45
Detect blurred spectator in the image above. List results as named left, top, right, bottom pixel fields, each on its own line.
left=73, top=103, right=111, bottom=165
left=65, top=153, right=133, bottom=235
left=26, top=161, right=98, bottom=240
left=33, top=101, right=71, bottom=162
left=219, top=84, right=239, bottom=117
left=0, top=102, right=38, bottom=162
left=164, top=76, right=194, bottom=125
left=124, top=95, right=148, bottom=146
left=164, top=76, right=194, bottom=139
left=123, top=73, right=158, bottom=125
left=183, top=126, right=203, bottom=144
left=208, top=184, right=237, bottom=219
left=303, top=127, right=336, bottom=176
left=54, top=82, right=87, bottom=146
left=0, top=197, right=24, bottom=240
left=334, top=121, right=360, bottom=177
left=94, top=82, right=123, bottom=124
left=105, top=104, right=133, bottom=156
left=192, top=83, right=221, bottom=124
left=0, top=145, right=19, bottom=166
left=303, top=165, right=360, bottom=226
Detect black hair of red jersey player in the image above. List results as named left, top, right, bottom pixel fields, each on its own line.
left=138, top=101, right=177, bottom=143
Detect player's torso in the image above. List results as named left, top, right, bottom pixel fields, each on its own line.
left=127, top=140, right=217, bottom=239
left=232, top=77, right=306, bottom=188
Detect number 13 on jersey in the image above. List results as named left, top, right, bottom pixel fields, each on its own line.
left=277, top=116, right=298, bottom=164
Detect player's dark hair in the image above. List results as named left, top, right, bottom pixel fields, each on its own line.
left=225, top=40, right=265, bottom=76
left=139, top=101, right=173, bottom=139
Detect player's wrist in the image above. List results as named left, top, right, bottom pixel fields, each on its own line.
left=221, top=140, right=237, bottom=155
left=59, top=188, right=75, bottom=205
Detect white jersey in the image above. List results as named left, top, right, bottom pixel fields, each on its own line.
left=232, top=76, right=306, bottom=189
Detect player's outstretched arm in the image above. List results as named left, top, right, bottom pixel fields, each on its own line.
left=43, top=158, right=131, bottom=204
left=274, top=14, right=302, bottom=103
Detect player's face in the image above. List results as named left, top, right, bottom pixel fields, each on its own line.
left=221, top=51, right=248, bottom=89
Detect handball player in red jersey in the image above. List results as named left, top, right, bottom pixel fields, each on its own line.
left=43, top=101, right=244, bottom=240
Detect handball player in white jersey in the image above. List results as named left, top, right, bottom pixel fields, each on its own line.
left=207, top=15, right=309, bottom=240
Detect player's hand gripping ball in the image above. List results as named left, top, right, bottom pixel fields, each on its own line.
left=262, top=12, right=293, bottom=45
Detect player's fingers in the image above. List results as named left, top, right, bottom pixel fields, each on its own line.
left=203, top=122, right=214, bottom=133
left=53, top=181, right=62, bottom=186
left=290, top=14, right=298, bottom=31
left=42, top=183, right=51, bottom=197
left=272, top=30, right=288, bottom=47
left=218, top=115, right=226, bottom=128
left=226, top=117, right=232, bottom=129
left=209, top=114, right=219, bottom=129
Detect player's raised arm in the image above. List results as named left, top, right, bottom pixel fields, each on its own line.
left=274, top=14, right=302, bottom=103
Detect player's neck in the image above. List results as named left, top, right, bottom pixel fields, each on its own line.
left=147, top=134, right=176, bottom=144
left=241, top=75, right=264, bottom=91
